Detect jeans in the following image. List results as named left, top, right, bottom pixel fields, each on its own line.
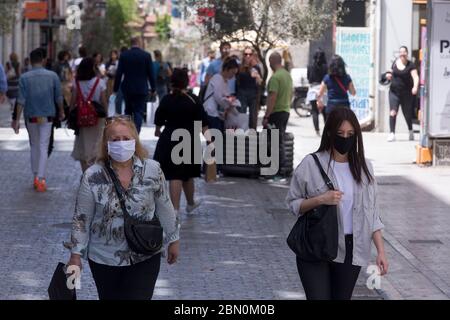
left=268, top=111, right=290, bottom=176
left=296, top=235, right=361, bottom=300
left=389, top=90, right=414, bottom=132
left=123, top=93, right=148, bottom=133
left=88, top=253, right=161, bottom=300
left=156, top=85, right=168, bottom=102
left=310, top=100, right=327, bottom=132
left=237, top=89, right=258, bottom=129
left=25, top=121, right=53, bottom=178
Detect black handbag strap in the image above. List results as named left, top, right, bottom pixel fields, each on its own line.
left=104, top=161, right=159, bottom=223
left=104, top=161, right=131, bottom=218
left=311, top=153, right=335, bottom=191
left=203, top=82, right=214, bottom=103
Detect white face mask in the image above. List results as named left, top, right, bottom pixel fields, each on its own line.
left=107, top=140, right=136, bottom=163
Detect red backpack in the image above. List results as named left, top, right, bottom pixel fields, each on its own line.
left=76, top=78, right=100, bottom=127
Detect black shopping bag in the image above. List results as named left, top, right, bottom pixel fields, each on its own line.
left=48, top=262, right=77, bottom=300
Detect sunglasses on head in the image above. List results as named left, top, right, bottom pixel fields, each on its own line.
left=105, top=115, right=132, bottom=125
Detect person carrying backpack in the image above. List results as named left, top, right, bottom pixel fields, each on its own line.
left=153, top=50, right=172, bottom=101
left=70, top=58, right=107, bottom=172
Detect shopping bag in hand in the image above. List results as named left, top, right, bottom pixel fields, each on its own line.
left=48, top=262, right=77, bottom=300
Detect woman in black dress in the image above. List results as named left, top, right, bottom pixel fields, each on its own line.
left=154, top=68, right=209, bottom=217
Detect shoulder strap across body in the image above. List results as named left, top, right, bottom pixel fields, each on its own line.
left=76, top=77, right=100, bottom=104
left=104, top=161, right=131, bottom=218
left=311, top=153, right=335, bottom=191
left=333, top=76, right=348, bottom=96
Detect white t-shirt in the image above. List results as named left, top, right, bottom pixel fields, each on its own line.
left=332, top=161, right=354, bottom=235
left=72, top=58, right=83, bottom=72
left=74, top=77, right=107, bottom=103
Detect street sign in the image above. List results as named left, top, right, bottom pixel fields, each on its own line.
left=24, top=1, right=48, bottom=20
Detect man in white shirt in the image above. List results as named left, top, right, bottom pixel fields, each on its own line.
left=71, top=46, right=87, bottom=72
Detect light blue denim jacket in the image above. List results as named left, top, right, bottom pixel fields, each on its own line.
left=17, top=67, right=63, bottom=118
left=286, top=151, right=384, bottom=267
left=64, top=157, right=180, bottom=266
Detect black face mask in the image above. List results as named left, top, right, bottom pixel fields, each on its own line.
left=333, top=135, right=355, bottom=155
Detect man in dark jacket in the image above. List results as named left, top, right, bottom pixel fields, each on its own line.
left=113, top=37, right=156, bottom=133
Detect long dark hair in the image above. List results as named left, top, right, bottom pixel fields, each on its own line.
left=109, top=50, right=118, bottom=63
left=317, top=107, right=372, bottom=184
left=328, top=54, right=347, bottom=77
left=222, top=57, right=239, bottom=71
left=313, top=49, right=327, bottom=68
left=170, top=68, right=189, bottom=95
left=76, top=58, right=96, bottom=81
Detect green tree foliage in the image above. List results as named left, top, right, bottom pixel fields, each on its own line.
left=81, top=0, right=135, bottom=55
left=155, top=14, right=172, bottom=42
left=106, top=0, right=135, bottom=48
left=0, top=0, right=18, bottom=35
left=183, top=0, right=342, bottom=81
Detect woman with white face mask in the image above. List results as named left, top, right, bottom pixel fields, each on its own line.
left=65, top=116, right=180, bottom=300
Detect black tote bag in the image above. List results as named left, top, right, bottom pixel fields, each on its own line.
left=48, top=262, right=77, bottom=300
left=287, top=153, right=338, bottom=262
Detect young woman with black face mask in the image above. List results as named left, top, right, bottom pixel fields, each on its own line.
left=286, top=107, right=388, bottom=300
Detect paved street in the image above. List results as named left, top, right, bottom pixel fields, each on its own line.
left=1, top=101, right=450, bottom=300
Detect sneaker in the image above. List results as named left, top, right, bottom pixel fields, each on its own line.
left=175, top=210, right=181, bottom=227
left=409, top=130, right=414, bottom=141
left=186, top=200, right=202, bottom=214
left=387, top=133, right=396, bottom=142
left=36, top=179, right=47, bottom=192
left=33, top=177, right=39, bottom=189
left=264, top=175, right=288, bottom=184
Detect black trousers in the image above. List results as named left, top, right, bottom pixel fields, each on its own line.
left=389, top=90, right=414, bottom=132
left=268, top=111, right=290, bottom=176
left=310, top=100, right=327, bottom=132
left=88, top=253, right=161, bottom=300
left=296, top=235, right=361, bottom=300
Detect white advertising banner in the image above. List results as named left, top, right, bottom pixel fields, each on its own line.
left=429, top=1, right=450, bottom=137
left=336, top=27, right=373, bottom=125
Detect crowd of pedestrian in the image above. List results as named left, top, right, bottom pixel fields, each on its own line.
left=0, top=37, right=398, bottom=301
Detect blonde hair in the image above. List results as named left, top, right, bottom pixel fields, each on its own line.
left=96, top=118, right=149, bottom=163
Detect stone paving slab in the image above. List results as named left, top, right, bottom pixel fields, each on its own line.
left=2, top=103, right=450, bottom=300
left=0, top=137, right=379, bottom=300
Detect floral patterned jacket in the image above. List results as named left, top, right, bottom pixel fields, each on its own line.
left=64, top=157, right=179, bottom=266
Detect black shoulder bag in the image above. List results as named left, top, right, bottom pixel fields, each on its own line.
left=287, top=153, right=338, bottom=262
left=105, top=161, right=163, bottom=255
